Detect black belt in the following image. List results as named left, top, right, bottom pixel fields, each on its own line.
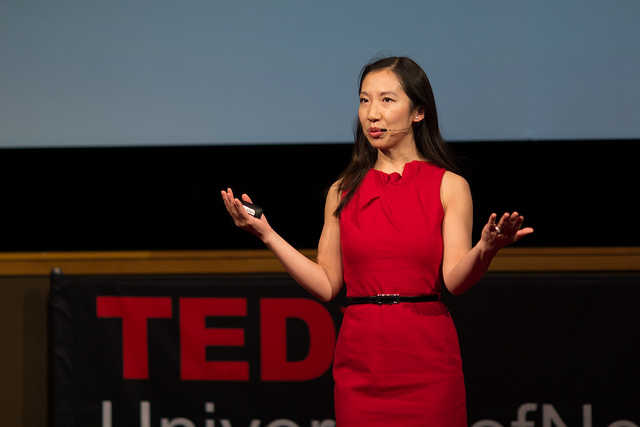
left=347, top=294, right=439, bottom=305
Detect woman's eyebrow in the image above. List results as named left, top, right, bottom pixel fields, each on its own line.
left=359, top=90, right=398, bottom=97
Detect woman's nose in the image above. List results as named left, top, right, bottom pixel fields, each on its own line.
left=367, top=101, right=381, bottom=121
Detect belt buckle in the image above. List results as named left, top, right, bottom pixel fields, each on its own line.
left=375, top=293, right=400, bottom=305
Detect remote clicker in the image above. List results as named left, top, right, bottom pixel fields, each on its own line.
left=241, top=200, right=263, bottom=219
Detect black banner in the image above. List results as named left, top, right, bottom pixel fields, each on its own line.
left=49, top=272, right=640, bottom=427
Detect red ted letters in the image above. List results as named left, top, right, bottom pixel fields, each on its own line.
left=95, top=296, right=337, bottom=382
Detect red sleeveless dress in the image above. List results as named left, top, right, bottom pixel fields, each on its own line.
left=334, top=160, right=466, bottom=426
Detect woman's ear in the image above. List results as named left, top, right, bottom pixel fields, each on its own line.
left=413, top=107, right=425, bottom=123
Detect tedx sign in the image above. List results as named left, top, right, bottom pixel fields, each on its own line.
left=50, top=273, right=640, bottom=427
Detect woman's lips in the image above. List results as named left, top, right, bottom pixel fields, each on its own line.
left=368, top=127, right=384, bottom=138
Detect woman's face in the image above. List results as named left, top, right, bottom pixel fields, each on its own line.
left=358, top=68, right=423, bottom=151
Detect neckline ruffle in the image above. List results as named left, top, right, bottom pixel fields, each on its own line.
left=370, top=160, right=426, bottom=185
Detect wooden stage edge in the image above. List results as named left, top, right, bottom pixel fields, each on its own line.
left=1, top=247, right=639, bottom=276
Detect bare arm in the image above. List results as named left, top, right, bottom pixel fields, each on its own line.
left=221, top=184, right=344, bottom=302
left=440, top=172, right=533, bottom=295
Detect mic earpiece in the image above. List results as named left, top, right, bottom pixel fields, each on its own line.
left=380, top=127, right=412, bottom=133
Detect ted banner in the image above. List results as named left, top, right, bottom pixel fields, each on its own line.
left=49, top=272, right=640, bottom=427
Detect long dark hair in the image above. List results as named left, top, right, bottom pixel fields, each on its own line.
left=334, top=56, right=461, bottom=217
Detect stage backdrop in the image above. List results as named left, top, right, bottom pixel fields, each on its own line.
left=49, top=272, right=640, bottom=427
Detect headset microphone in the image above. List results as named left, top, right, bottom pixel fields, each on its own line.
left=379, top=127, right=412, bottom=132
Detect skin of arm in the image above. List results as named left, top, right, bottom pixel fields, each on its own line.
left=440, top=171, right=533, bottom=295
left=221, top=183, right=344, bottom=302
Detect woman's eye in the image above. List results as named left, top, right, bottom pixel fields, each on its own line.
left=382, top=97, right=394, bottom=102
left=359, top=98, right=369, bottom=104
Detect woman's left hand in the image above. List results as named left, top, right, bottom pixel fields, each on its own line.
left=480, top=212, right=534, bottom=251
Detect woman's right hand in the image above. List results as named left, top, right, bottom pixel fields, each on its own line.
left=221, top=188, right=272, bottom=241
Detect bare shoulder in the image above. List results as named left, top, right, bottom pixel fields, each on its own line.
left=441, top=171, right=472, bottom=209
left=328, top=179, right=342, bottom=194
left=442, top=170, right=469, bottom=189
left=324, top=179, right=343, bottom=216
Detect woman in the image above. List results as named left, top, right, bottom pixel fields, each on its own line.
left=222, top=56, right=533, bottom=426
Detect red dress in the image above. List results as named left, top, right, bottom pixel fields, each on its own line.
left=334, top=160, right=467, bottom=426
